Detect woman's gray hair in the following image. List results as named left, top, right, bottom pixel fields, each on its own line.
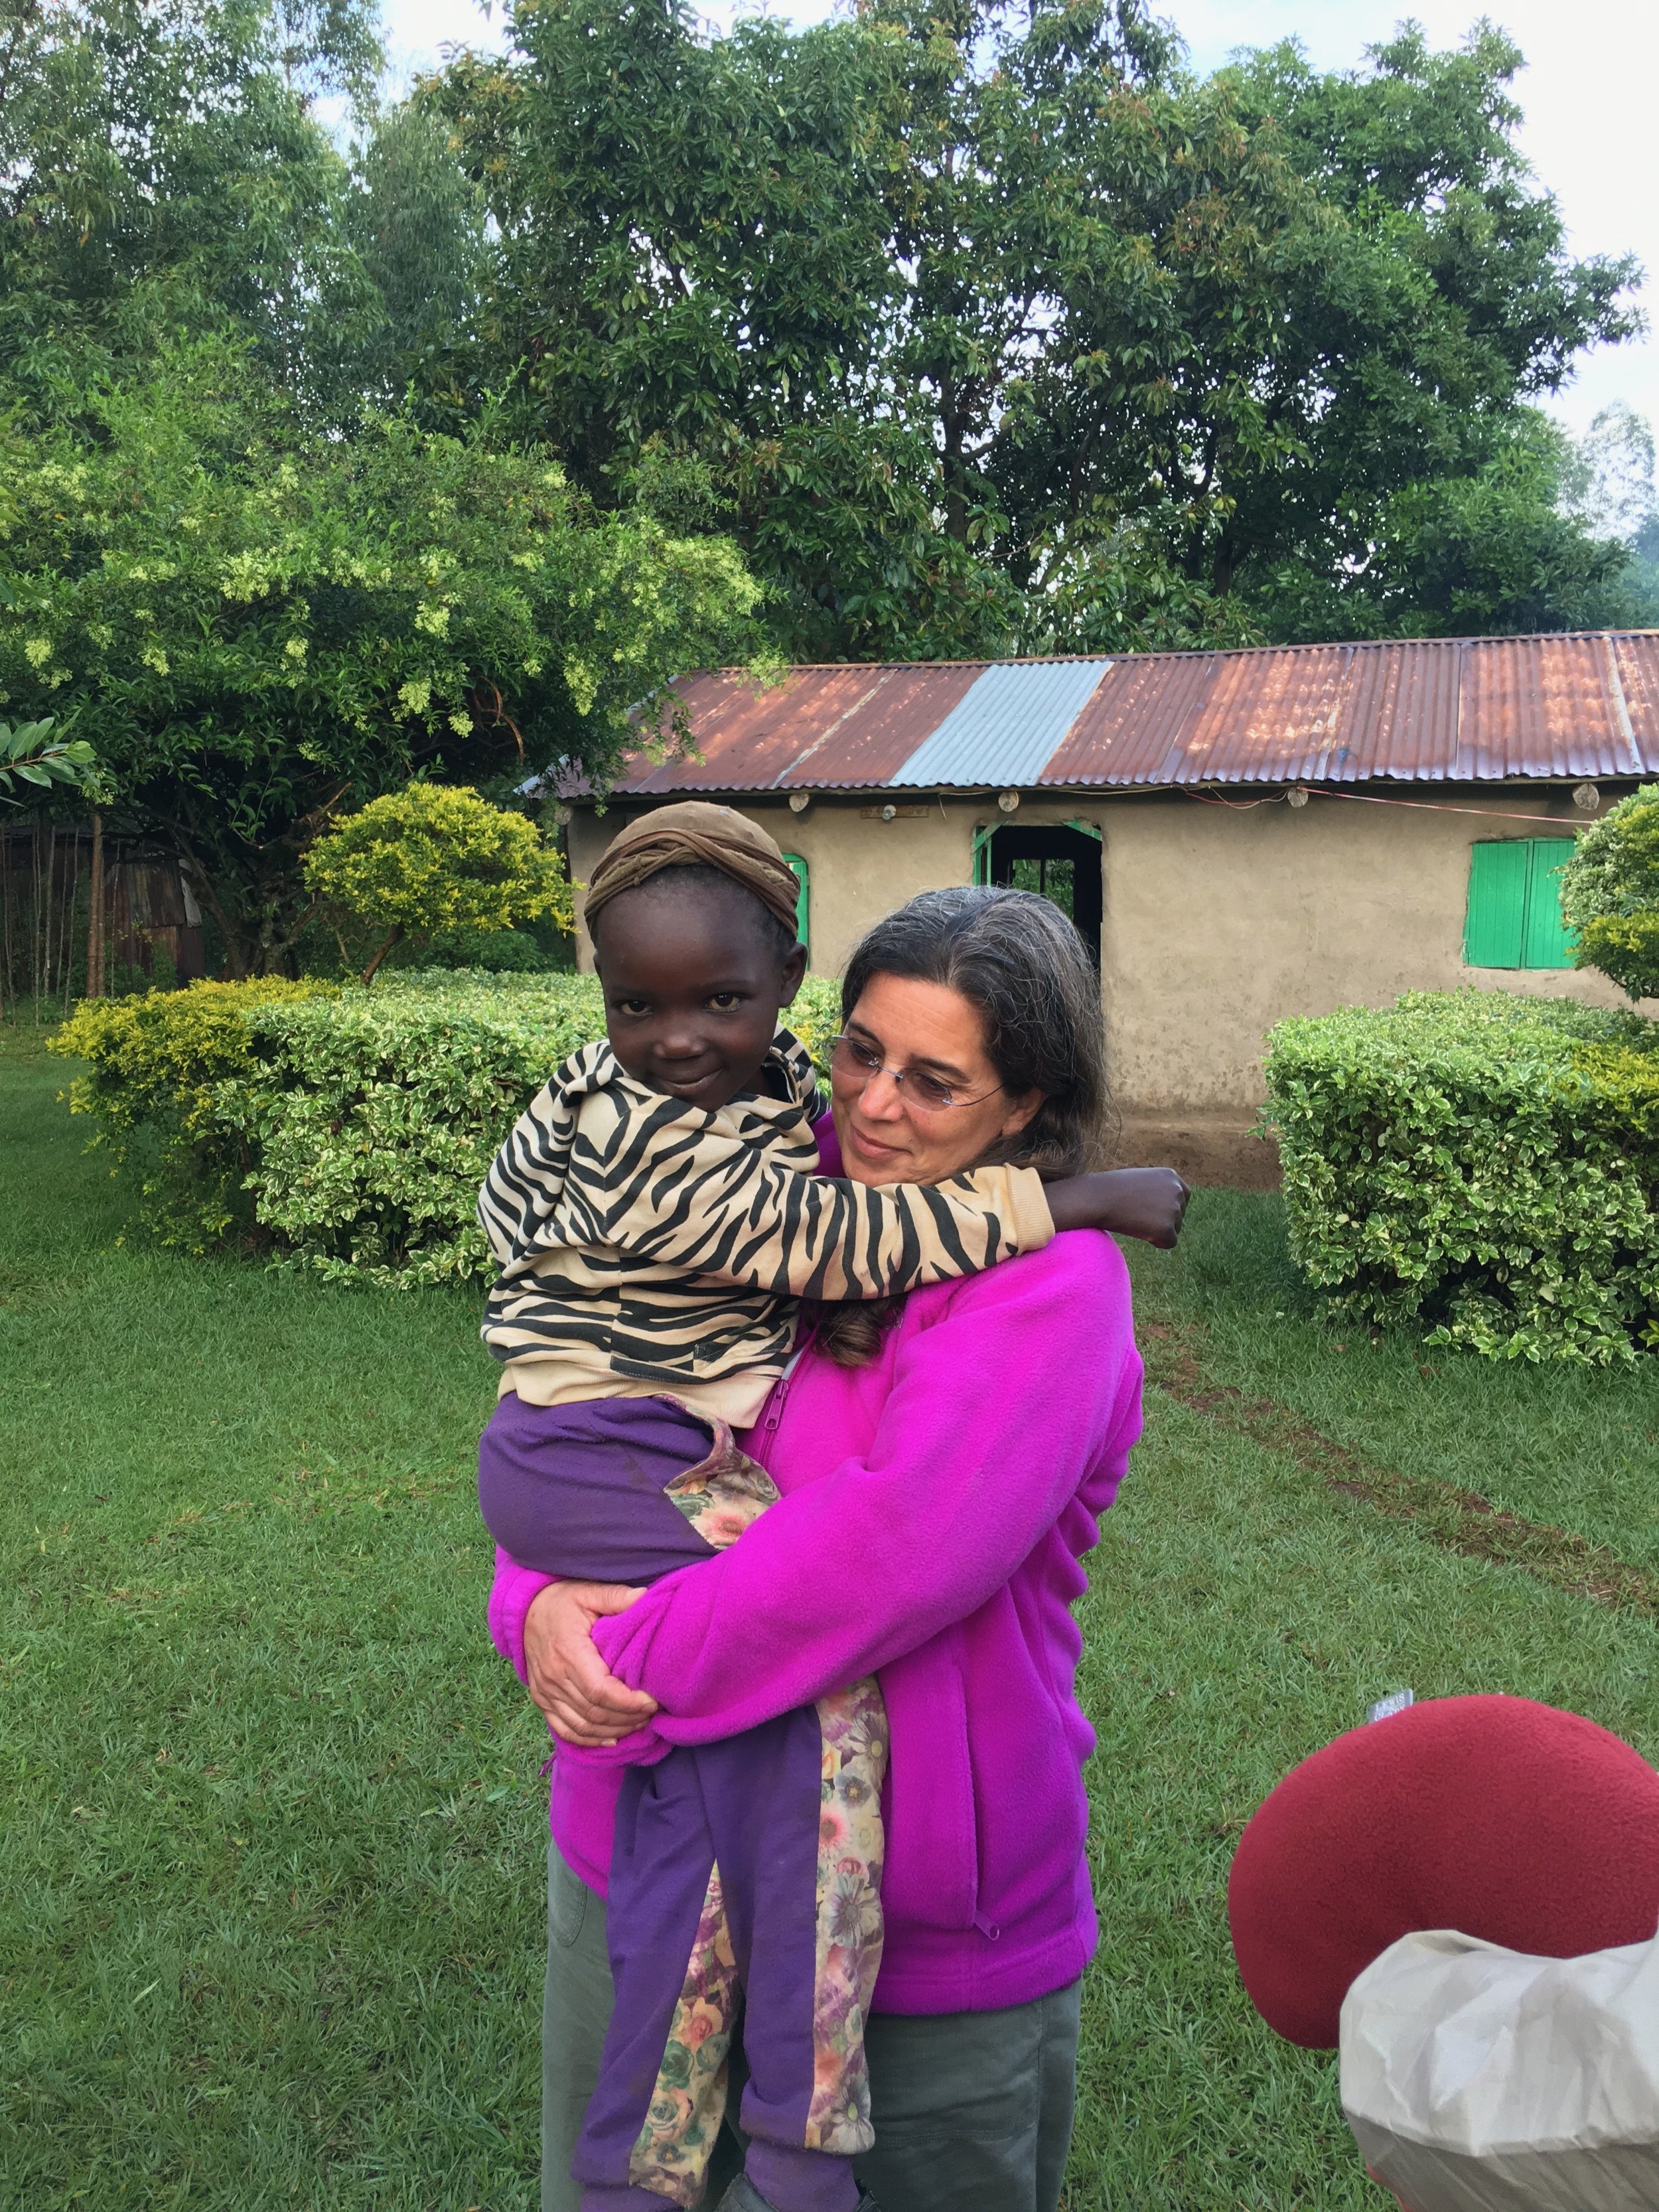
left=839, top=885, right=1107, bottom=1177
left=810, top=886, right=1106, bottom=1366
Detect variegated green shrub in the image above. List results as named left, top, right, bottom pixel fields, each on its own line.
left=303, top=784, right=576, bottom=984
left=1559, top=781, right=1659, bottom=1003
left=56, top=970, right=845, bottom=1284
left=1262, top=989, right=1659, bottom=1365
left=54, top=978, right=340, bottom=1248
left=227, top=972, right=608, bottom=1284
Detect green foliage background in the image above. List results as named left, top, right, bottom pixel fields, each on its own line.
left=1263, top=990, right=1659, bottom=1366
left=54, top=973, right=845, bottom=1285
left=0, top=342, right=760, bottom=975
left=4, top=0, right=1654, bottom=967
left=1560, top=783, right=1659, bottom=1004
left=431, top=0, right=1648, bottom=658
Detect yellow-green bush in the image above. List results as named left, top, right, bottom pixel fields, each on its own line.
left=54, top=979, right=339, bottom=1248
left=303, top=784, right=575, bottom=981
left=54, top=970, right=844, bottom=1283
left=1262, top=989, right=1659, bottom=1364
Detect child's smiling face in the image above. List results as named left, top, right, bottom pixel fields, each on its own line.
left=593, top=876, right=807, bottom=1112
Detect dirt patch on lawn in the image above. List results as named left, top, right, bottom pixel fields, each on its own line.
left=1141, top=1318, right=1659, bottom=1622
left=1110, top=1112, right=1281, bottom=1192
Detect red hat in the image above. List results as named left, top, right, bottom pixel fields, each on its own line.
left=1228, top=1694, right=1659, bottom=2049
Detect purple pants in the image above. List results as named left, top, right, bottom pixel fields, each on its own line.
left=480, top=1393, right=886, bottom=2212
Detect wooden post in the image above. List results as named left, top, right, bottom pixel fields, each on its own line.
left=31, top=818, right=44, bottom=1014
left=86, top=811, right=106, bottom=998
left=62, top=828, right=80, bottom=1011
left=44, top=820, right=57, bottom=1001
left=0, top=828, right=11, bottom=1023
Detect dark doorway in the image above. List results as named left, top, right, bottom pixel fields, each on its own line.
left=985, top=823, right=1102, bottom=965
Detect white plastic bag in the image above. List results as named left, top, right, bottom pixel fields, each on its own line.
left=1340, top=1924, right=1659, bottom=2212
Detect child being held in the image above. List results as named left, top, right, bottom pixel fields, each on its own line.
left=476, top=802, right=1179, bottom=2212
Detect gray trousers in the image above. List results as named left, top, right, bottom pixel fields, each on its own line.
left=543, top=1838, right=1082, bottom=2212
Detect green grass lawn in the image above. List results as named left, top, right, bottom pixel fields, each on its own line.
left=5, top=1026, right=1659, bottom=2209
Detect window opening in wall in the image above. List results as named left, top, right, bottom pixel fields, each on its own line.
left=783, top=852, right=810, bottom=960
left=975, top=823, right=1102, bottom=965
left=1463, top=838, right=1576, bottom=970
left=1007, top=854, right=1075, bottom=917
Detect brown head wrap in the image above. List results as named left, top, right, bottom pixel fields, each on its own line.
left=583, top=800, right=802, bottom=940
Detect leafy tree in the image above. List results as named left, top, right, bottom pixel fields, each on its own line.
left=0, top=0, right=384, bottom=417
left=349, top=99, right=488, bottom=411
left=431, top=0, right=1640, bottom=657
left=1206, top=29, right=1638, bottom=618
left=429, top=0, right=999, bottom=656
left=1560, top=786, right=1659, bottom=1004
left=0, top=339, right=762, bottom=974
left=1559, top=404, right=1659, bottom=628
left=1248, top=412, right=1642, bottom=642
left=303, top=784, right=573, bottom=982
left=1629, top=510, right=1659, bottom=627
left=1375, top=422, right=1638, bottom=638
left=1019, top=515, right=1266, bottom=656
left=1561, top=402, right=1656, bottom=545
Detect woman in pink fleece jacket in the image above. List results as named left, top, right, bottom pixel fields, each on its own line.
left=490, top=887, right=1170, bottom=2212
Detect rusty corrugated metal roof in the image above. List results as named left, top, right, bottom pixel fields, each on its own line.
left=605, top=633, right=1659, bottom=796
left=620, top=663, right=985, bottom=793
left=1453, top=632, right=1636, bottom=780
left=1608, top=634, right=1658, bottom=774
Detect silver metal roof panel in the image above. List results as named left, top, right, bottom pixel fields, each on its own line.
left=887, top=658, right=1113, bottom=788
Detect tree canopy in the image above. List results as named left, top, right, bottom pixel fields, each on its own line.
left=7, top=0, right=1646, bottom=662
left=430, top=0, right=1645, bottom=655
left=1, top=0, right=379, bottom=413
left=0, top=340, right=760, bottom=971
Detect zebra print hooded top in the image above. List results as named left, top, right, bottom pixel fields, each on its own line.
left=478, top=1031, right=1054, bottom=1427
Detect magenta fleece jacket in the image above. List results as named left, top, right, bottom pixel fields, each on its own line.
left=486, top=1165, right=1143, bottom=2016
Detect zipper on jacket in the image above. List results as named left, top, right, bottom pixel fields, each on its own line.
left=756, top=1333, right=812, bottom=1472
left=756, top=1376, right=788, bottom=1471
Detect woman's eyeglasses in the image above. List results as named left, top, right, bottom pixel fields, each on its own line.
left=827, top=1033, right=1000, bottom=1115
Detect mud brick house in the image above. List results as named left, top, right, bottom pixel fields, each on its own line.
left=563, top=632, right=1659, bottom=1184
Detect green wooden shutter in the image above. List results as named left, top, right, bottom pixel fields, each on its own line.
left=1520, top=840, right=1575, bottom=970
left=783, top=852, right=809, bottom=956
left=972, top=825, right=995, bottom=887
left=1464, top=840, right=1528, bottom=968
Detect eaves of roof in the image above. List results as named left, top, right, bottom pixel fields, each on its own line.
left=592, top=630, right=1659, bottom=798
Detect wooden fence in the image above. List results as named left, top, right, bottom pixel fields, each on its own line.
left=1, top=819, right=206, bottom=1015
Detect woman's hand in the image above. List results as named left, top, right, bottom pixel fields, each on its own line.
left=1045, top=1166, right=1190, bottom=1248
left=523, top=1580, right=660, bottom=1747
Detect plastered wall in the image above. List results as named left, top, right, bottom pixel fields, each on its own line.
left=567, top=788, right=1650, bottom=1115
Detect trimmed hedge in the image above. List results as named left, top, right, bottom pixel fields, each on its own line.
left=52, top=978, right=342, bottom=1252
left=1262, top=990, right=1659, bottom=1364
left=54, top=970, right=845, bottom=1286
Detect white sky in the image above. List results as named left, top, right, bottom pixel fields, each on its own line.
left=376, top=0, right=1659, bottom=443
